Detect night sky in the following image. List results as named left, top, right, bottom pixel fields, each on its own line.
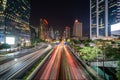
left=30, top=0, right=90, bottom=35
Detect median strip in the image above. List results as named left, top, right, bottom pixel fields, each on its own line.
left=22, top=49, right=53, bottom=80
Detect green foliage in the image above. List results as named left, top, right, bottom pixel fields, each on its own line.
left=31, top=38, right=41, bottom=46
left=116, top=61, right=120, bottom=80
left=105, top=45, right=120, bottom=60
left=71, top=39, right=81, bottom=44
left=0, top=44, right=2, bottom=49
left=74, top=45, right=82, bottom=52
left=80, top=47, right=102, bottom=61
left=0, top=43, right=11, bottom=49
left=17, top=43, right=21, bottom=47
left=81, top=39, right=93, bottom=46
left=103, top=44, right=120, bottom=79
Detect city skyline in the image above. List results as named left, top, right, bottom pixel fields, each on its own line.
left=0, top=0, right=120, bottom=80
left=30, top=0, right=90, bottom=35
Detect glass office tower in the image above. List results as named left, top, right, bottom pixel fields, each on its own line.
left=0, top=0, right=30, bottom=46
left=90, top=0, right=120, bottom=39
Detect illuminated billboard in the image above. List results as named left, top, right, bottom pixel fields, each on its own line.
left=111, top=23, right=120, bottom=31
left=6, top=37, right=15, bottom=45
left=111, top=23, right=120, bottom=36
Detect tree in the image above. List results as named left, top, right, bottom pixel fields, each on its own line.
left=105, top=45, right=120, bottom=79
left=1, top=43, right=11, bottom=49
left=80, top=47, right=101, bottom=61
left=71, top=39, right=81, bottom=44
left=31, top=38, right=41, bottom=46
left=105, top=45, right=120, bottom=60
left=116, top=61, right=120, bottom=80
left=17, top=43, right=21, bottom=50
left=81, top=39, right=93, bottom=47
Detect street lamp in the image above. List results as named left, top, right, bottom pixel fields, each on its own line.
left=98, top=41, right=105, bottom=79
left=103, top=45, right=105, bottom=79
left=95, top=46, right=99, bottom=78
left=90, top=42, right=99, bottom=77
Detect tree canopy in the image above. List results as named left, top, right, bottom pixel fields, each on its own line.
left=80, top=47, right=102, bottom=61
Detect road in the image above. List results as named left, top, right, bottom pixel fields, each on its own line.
left=0, top=43, right=47, bottom=65
left=34, top=42, right=92, bottom=80
left=0, top=44, right=52, bottom=80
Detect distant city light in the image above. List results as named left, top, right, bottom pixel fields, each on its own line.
left=75, top=19, right=78, bottom=23
left=6, top=37, right=15, bottom=45
left=14, top=58, right=18, bottom=61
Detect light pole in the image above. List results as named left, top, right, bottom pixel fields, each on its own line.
left=95, top=45, right=99, bottom=78
left=4, top=22, right=7, bottom=53
left=99, top=41, right=105, bottom=79
left=91, top=42, right=99, bottom=77
left=103, top=46, right=105, bottom=79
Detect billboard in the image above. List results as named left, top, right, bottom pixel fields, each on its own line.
left=6, top=37, right=15, bottom=45
left=111, top=23, right=120, bottom=36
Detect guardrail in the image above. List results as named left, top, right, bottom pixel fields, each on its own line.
left=68, top=46, right=105, bottom=80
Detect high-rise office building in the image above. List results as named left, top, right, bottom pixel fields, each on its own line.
left=39, top=19, right=49, bottom=40
left=0, top=0, right=30, bottom=46
left=73, top=20, right=82, bottom=39
left=90, top=0, right=120, bottom=39
left=48, top=26, right=55, bottom=40
left=65, top=26, right=70, bottom=39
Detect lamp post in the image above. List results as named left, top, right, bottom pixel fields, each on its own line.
left=4, top=22, right=7, bottom=53
left=103, top=45, right=105, bottom=79
left=99, top=41, right=105, bottom=79
left=95, top=45, right=99, bottom=78
left=91, top=42, right=99, bottom=78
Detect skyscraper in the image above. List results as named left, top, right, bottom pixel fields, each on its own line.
left=0, top=0, right=30, bottom=46
left=90, top=0, right=120, bottom=39
left=73, top=20, right=82, bottom=39
left=65, top=26, right=70, bottom=39
left=48, top=26, right=54, bottom=39
left=39, top=19, right=49, bottom=40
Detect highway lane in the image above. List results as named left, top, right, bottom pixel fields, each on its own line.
left=0, top=44, right=52, bottom=80
left=34, top=43, right=64, bottom=80
left=0, top=43, right=48, bottom=65
left=34, top=42, right=92, bottom=80
left=64, top=46, right=91, bottom=80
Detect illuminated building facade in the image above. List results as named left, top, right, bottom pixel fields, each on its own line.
left=65, top=26, right=70, bottom=39
left=49, top=27, right=54, bottom=39
left=0, top=0, right=30, bottom=46
left=39, top=19, right=49, bottom=40
left=30, top=25, right=38, bottom=40
left=55, top=30, right=59, bottom=40
left=90, top=0, right=120, bottom=39
left=73, top=20, right=82, bottom=39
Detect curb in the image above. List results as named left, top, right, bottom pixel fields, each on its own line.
left=27, top=49, right=54, bottom=80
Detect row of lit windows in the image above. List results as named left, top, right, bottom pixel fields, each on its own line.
left=5, top=13, right=29, bottom=25
left=5, top=1, right=30, bottom=22
left=4, top=16, right=30, bottom=31
left=98, top=0, right=104, bottom=4
left=109, top=2, right=117, bottom=8
left=91, top=1, right=117, bottom=9
left=0, top=1, right=30, bottom=22
left=6, top=6, right=29, bottom=21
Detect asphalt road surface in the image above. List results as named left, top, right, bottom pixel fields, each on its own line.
left=34, top=42, right=92, bottom=80
left=0, top=45, right=52, bottom=80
